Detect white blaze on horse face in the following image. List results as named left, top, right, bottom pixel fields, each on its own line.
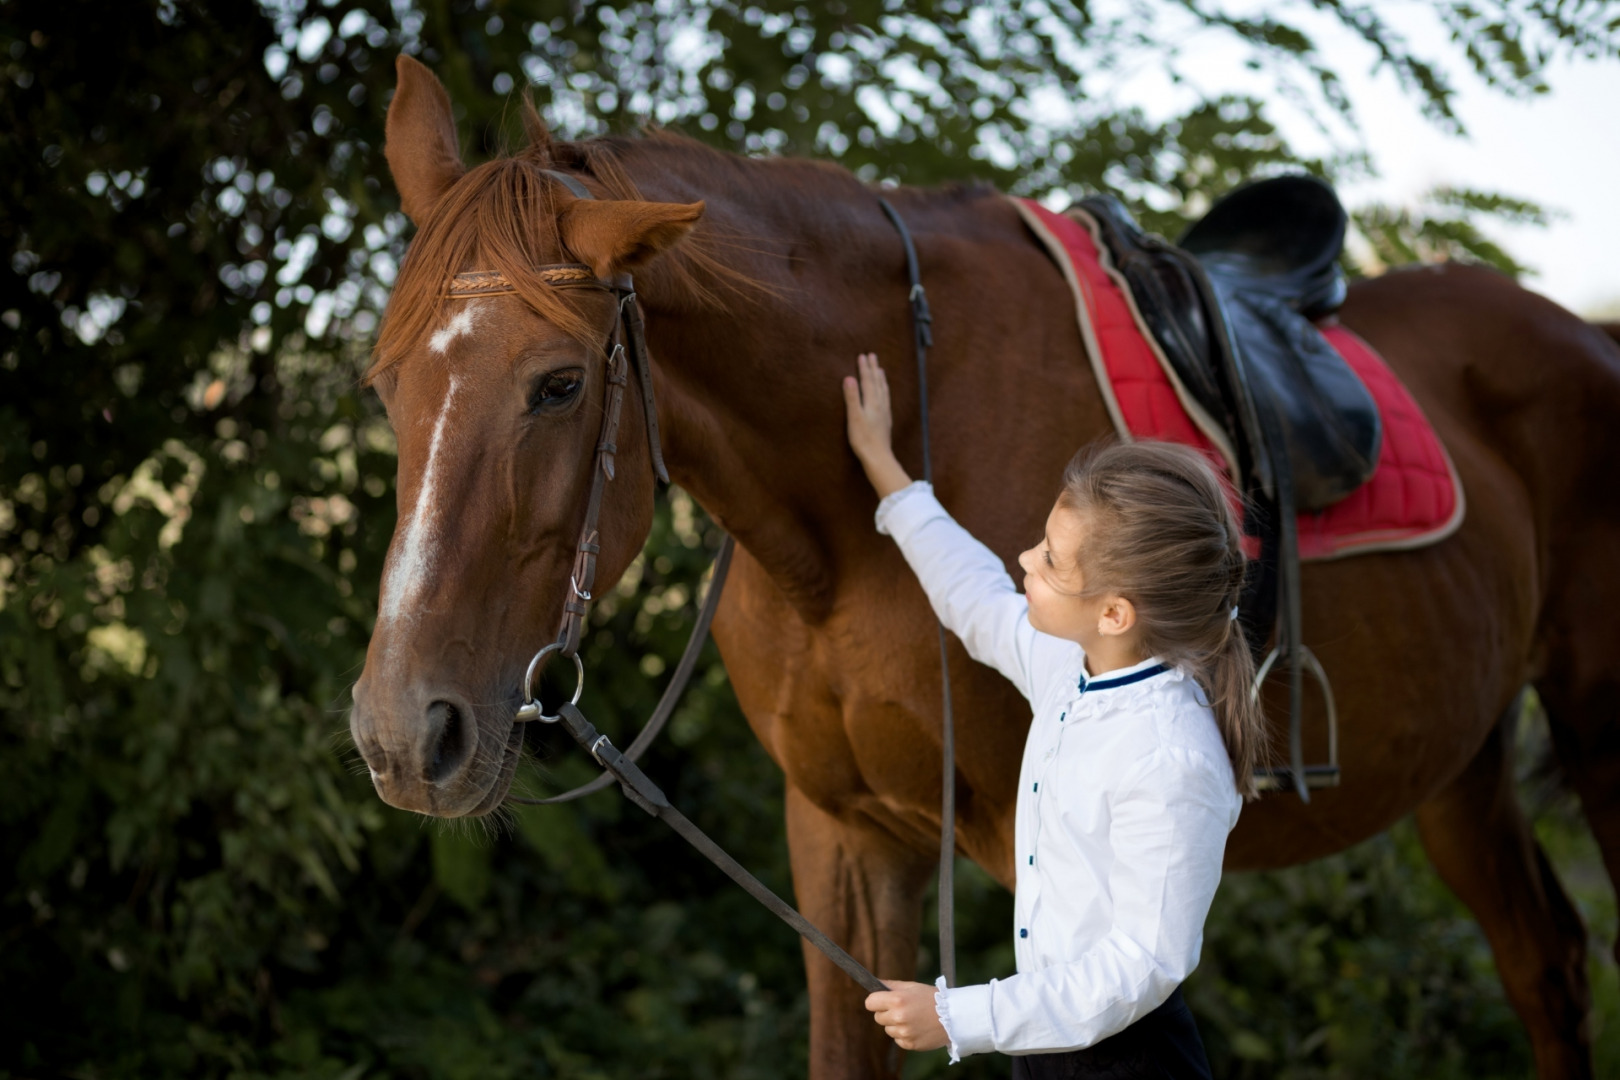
left=428, top=299, right=486, bottom=355
left=378, top=300, right=489, bottom=624
left=379, top=373, right=460, bottom=624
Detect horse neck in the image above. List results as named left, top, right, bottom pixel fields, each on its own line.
left=626, top=146, right=974, bottom=622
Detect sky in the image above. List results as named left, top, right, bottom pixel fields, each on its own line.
left=1098, top=5, right=1620, bottom=317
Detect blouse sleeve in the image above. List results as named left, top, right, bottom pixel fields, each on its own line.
left=875, top=481, right=1077, bottom=705
left=934, top=748, right=1235, bottom=1058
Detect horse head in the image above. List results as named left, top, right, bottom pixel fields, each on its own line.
left=350, top=55, right=703, bottom=817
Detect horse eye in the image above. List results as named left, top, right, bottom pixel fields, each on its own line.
left=527, top=369, right=584, bottom=413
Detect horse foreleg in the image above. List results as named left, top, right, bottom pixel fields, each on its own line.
left=1413, top=700, right=1592, bottom=1079
left=785, top=783, right=934, bottom=1080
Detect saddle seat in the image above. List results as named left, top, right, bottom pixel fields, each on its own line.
left=1079, top=176, right=1381, bottom=510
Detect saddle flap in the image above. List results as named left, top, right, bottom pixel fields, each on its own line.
left=1217, top=284, right=1383, bottom=508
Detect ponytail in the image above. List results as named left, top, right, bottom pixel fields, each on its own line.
left=1206, top=602, right=1265, bottom=800
left=1059, top=440, right=1270, bottom=799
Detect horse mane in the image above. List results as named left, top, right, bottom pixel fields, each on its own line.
left=367, top=124, right=996, bottom=384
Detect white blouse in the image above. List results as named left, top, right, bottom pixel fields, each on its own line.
left=874, top=481, right=1242, bottom=1061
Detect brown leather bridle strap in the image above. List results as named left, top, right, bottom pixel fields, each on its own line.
left=559, top=327, right=629, bottom=655
left=441, top=261, right=631, bottom=659
left=440, top=176, right=671, bottom=658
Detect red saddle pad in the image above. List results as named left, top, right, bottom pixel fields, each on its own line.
left=1014, top=197, right=1464, bottom=561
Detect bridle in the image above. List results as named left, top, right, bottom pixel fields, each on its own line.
left=435, top=169, right=739, bottom=809
left=433, top=170, right=950, bottom=995
left=443, top=172, right=670, bottom=660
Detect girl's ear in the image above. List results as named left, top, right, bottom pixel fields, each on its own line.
left=1096, top=595, right=1137, bottom=638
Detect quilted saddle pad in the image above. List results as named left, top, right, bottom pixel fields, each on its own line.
left=1013, top=197, right=1465, bottom=561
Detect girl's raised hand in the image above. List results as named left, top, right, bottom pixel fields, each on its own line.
left=842, top=352, right=913, bottom=498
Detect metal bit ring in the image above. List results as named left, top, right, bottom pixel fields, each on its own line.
left=515, top=642, right=584, bottom=723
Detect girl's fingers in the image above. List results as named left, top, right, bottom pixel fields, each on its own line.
left=862, top=356, right=888, bottom=410
left=853, top=355, right=874, bottom=402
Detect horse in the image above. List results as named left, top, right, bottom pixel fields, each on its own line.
left=349, top=55, right=1620, bottom=1079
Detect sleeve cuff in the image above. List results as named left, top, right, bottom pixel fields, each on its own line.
left=934, top=977, right=996, bottom=1061
left=873, top=480, right=939, bottom=540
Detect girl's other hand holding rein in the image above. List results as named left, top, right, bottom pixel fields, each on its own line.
left=864, top=981, right=949, bottom=1053
left=843, top=353, right=914, bottom=498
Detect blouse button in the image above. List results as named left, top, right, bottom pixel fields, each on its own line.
left=1019, top=928, right=1029, bottom=939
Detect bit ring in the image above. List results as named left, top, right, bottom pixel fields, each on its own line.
left=515, top=642, right=584, bottom=723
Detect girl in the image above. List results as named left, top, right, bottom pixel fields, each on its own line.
left=843, top=353, right=1264, bottom=1078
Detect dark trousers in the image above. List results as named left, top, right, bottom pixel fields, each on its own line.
left=1008, top=987, right=1212, bottom=1080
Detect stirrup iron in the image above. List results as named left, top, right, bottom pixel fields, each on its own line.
left=1251, top=643, right=1340, bottom=794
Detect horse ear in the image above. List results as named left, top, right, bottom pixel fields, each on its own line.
left=385, top=55, right=465, bottom=224
left=559, top=199, right=706, bottom=278
left=521, top=95, right=552, bottom=157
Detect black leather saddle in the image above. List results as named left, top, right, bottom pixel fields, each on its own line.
left=1079, top=175, right=1380, bottom=511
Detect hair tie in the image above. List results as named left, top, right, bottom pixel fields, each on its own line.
left=1228, top=605, right=1240, bottom=622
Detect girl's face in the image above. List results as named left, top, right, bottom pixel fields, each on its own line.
left=1017, top=503, right=1135, bottom=652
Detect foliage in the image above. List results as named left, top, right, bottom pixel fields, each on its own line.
left=1351, top=187, right=1561, bottom=279
left=3, top=0, right=1617, bottom=1077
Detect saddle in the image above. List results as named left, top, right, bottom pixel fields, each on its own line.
left=1078, top=176, right=1376, bottom=798
left=1079, top=176, right=1380, bottom=511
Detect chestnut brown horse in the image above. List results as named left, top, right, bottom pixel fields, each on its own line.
left=350, top=56, right=1620, bottom=1078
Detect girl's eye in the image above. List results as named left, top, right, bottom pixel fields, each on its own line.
left=1043, top=550, right=1053, bottom=567
left=528, top=369, right=584, bottom=413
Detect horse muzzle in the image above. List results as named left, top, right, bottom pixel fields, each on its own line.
left=349, top=676, right=521, bottom=817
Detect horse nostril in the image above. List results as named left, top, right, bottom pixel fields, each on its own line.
left=424, top=699, right=473, bottom=783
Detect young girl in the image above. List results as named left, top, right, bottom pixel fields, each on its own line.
left=843, top=353, right=1264, bottom=1077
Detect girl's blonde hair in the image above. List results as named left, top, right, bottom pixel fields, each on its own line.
left=1058, top=440, right=1268, bottom=799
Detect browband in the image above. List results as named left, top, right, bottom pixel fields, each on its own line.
left=443, top=263, right=612, bottom=299
left=441, top=169, right=610, bottom=299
